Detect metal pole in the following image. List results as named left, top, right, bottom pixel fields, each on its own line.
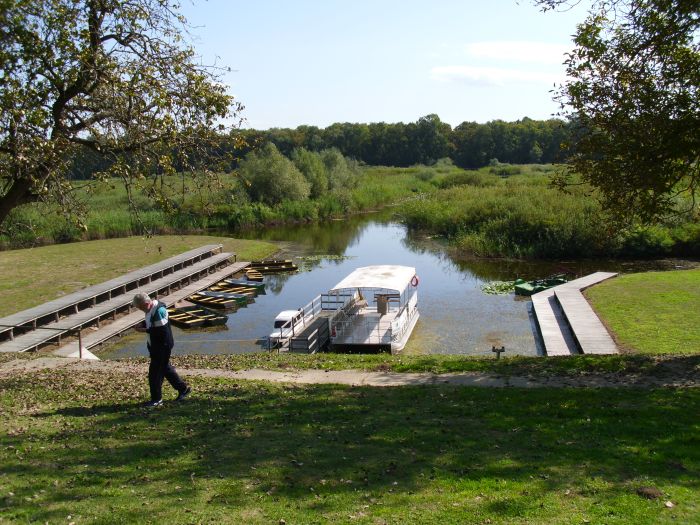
left=78, top=330, right=83, bottom=360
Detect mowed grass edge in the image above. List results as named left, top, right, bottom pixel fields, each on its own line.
left=0, top=368, right=698, bottom=524
left=586, top=268, right=700, bottom=354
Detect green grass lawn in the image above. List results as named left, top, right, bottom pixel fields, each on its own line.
left=587, top=269, right=700, bottom=354
left=0, top=368, right=697, bottom=524
left=0, top=235, right=277, bottom=317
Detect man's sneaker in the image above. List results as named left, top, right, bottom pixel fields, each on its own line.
left=176, top=386, right=191, bottom=401
left=142, top=399, right=163, bottom=407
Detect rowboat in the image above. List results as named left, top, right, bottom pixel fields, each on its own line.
left=198, top=289, right=249, bottom=306
left=514, top=275, right=568, bottom=296
left=250, top=259, right=293, bottom=266
left=249, top=260, right=299, bottom=274
left=208, top=283, right=257, bottom=300
left=246, top=269, right=264, bottom=281
left=221, top=278, right=266, bottom=291
left=167, top=306, right=228, bottom=328
left=187, top=292, right=238, bottom=309
left=167, top=307, right=206, bottom=328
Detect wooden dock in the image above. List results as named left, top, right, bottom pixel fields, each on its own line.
left=0, top=244, right=225, bottom=342
left=53, top=261, right=250, bottom=358
left=532, top=272, right=618, bottom=356
left=0, top=245, right=251, bottom=355
left=531, top=290, right=578, bottom=356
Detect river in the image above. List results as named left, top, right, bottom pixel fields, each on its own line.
left=101, top=212, right=694, bottom=359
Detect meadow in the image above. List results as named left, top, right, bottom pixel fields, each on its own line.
left=585, top=268, right=700, bottom=354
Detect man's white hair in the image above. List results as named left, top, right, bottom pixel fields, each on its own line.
left=132, top=292, right=151, bottom=307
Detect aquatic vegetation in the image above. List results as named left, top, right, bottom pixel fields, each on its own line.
left=296, top=254, right=356, bottom=272
left=480, top=280, right=516, bottom=295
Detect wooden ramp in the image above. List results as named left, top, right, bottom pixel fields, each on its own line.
left=532, top=272, right=618, bottom=356
left=53, top=261, right=250, bottom=358
left=289, top=316, right=330, bottom=354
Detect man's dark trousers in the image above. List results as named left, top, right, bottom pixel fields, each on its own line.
left=148, top=346, right=187, bottom=401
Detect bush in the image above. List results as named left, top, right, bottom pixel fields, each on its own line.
left=322, top=148, right=360, bottom=192
left=489, top=163, right=522, bottom=177
left=291, top=147, right=329, bottom=198
left=239, top=143, right=311, bottom=205
left=415, top=169, right=435, bottom=182
left=435, top=171, right=499, bottom=189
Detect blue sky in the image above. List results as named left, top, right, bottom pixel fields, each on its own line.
left=180, top=0, right=588, bottom=129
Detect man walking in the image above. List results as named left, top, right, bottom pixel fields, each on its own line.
left=133, top=292, right=191, bottom=407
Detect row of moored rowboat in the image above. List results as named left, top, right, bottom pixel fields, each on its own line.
left=167, top=260, right=298, bottom=329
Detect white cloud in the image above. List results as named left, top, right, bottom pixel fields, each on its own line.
left=430, top=65, right=562, bottom=87
left=464, top=41, right=571, bottom=65
left=429, top=40, right=570, bottom=87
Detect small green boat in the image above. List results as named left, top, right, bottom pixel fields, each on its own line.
left=514, top=275, right=568, bottom=296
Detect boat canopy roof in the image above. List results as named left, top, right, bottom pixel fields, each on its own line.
left=329, top=265, right=416, bottom=294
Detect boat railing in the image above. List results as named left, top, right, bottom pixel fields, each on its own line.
left=391, top=293, right=418, bottom=342
left=273, top=292, right=356, bottom=352
left=328, top=293, right=364, bottom=341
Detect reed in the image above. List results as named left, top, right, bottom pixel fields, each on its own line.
left=400, top=168, right=700, bottom=259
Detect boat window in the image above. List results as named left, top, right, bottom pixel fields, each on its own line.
left=273, top=320, right=286, bottom=329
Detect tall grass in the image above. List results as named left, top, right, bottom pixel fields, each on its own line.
left=0, top=168, right=438, bottom=249
left=2, top=164, right=698, bottom=259
left=400, top=166, right=700, bottom=259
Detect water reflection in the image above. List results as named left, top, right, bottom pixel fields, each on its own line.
left=101, top=212, right=698, bottom=360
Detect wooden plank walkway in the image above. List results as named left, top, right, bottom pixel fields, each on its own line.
left=0, top=244, right=223, bottom=340
left=555, top=288, right=619, bottom=355
left=531, top=290, right=578, bottom=356
left=532, top=272, right=618, bottom=356
left=53, top=261, right=250, bottom=358
left=0, top=253, right=241, bottom=353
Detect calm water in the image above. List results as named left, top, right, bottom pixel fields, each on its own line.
left=101, top=213, right=696, bottom=359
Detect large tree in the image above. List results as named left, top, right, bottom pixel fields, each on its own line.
left=537, top=0, right=699, bottom=221
left=0, top=0, right=241, bottom=227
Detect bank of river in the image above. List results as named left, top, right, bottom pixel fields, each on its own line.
left=101, top=213, right=697, bottom=359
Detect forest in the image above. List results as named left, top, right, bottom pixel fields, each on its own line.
left=68, top=115, right=570, bottom=179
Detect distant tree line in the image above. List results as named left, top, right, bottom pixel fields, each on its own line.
left=250, top=115, right=571, bottom=168
left=67, top=115, right=571, bottom=180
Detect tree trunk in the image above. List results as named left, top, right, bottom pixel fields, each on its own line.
left=0, top=178, right=36, bottom=226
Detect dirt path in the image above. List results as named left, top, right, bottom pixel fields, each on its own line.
left=0, top=357, right=697, bottom=388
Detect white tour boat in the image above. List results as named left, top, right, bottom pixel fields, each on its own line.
left=327, top=265, right=419, bottom=352
left=267, top=265, right=419, bottom=353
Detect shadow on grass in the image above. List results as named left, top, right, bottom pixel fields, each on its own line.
left=1, top=371, right=699, bottom=523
